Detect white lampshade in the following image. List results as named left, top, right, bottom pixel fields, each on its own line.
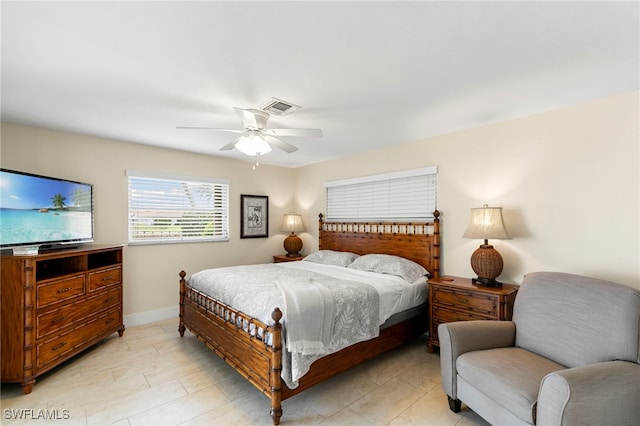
left=463, top=205, right=510, bottom=241
left=235, top=132, right=272, bottom=156
left=281, top=214, right=304, bottom=233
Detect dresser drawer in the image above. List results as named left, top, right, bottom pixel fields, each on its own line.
left=36, top=308, right=122, bottom=371
left=36, top=287, right=121, bottom=339
left=37, top=275, right=86, bottom=309
left=432, top=287, right=497, bottom=316
left=88, top=266, right=121, bottom=292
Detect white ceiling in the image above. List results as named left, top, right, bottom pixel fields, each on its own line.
left=2, top=1, right=638, bottom=168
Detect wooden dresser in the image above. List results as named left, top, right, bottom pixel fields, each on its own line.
left=1, top=244, right=125, bottom=393
left=427, top=275, right=518, bottom=352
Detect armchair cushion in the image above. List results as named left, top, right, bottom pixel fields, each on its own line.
left=438, top=320, right=516, bottom=397
left=456, top=347, right=565, bottom=424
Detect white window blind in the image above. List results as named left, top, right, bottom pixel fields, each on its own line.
left=325, top=166, right=437, bottom=221
left=127, top=170, right=229, bottom=244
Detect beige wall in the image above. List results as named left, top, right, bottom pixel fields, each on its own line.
left=2, top=91, right=638, bottom=325
left=0, top=123, right=297, bottom=323
left=293, top=91, right=640, bottom=289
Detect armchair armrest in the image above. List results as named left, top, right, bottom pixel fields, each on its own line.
left=438, top=320, right=516, bottom=399
left=537, top=360, right=640, bottom=426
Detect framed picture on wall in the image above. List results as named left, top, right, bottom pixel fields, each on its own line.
left=240, top=194, right=269, bottom=238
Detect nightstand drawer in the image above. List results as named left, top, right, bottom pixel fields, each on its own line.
left=432, top=287, right=497, bottom=316
left=430, top=307, right=490, bottom=343
left=433, top=305, right=492, bottom=323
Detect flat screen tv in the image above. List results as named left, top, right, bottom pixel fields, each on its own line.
left=0, top=168, right=94, bottom=251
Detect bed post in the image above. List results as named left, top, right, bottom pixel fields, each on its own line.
left=270, top=308, right=283, bottom=425
left=178, top=271, right=186, bottom=336
left=318, top=213, right=324, bottom=249
left=432, top=210, right=440, bottom=279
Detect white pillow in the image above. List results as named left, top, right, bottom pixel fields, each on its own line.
left=302, top=250, right=360, bottom=267
left=348, top=254, right=429, bottom=282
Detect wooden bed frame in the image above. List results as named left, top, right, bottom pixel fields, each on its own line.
left=178, top=211, right=440, bottom=424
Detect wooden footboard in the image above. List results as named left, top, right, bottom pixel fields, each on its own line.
left=178, top=271, right=284, bottom=424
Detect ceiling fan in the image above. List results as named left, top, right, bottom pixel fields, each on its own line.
left=177, top=104, right=323, bottom=166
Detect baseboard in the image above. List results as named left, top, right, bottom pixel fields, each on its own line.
left=124, top=306, right=179, bottom=327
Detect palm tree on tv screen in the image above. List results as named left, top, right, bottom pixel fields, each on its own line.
left=51, top=193, right=66, bottom=210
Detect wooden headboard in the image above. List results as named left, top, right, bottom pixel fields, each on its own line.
left=318, top=211, right=440, bottom=278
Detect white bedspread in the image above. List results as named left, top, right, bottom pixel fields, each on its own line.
left=188, top=261, right=426, bottom=388
left=275, top=275, right=336, bottom=355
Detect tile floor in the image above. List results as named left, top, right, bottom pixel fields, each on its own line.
left=1, top=318, right=488, bottom=426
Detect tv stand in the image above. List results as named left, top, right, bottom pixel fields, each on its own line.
left=1, top=244, right=125, bottom=394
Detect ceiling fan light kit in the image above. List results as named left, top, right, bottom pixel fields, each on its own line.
left=177, top=98, right=322, bottom=167
left=234, top=131, right=273, bottom=156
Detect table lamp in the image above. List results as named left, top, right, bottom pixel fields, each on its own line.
left=282, top=214, right=304, bottom=257
left=463, top=205, right=511, bottom=287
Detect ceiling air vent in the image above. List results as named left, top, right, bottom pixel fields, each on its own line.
left=257, top=98, right=301, bottom=116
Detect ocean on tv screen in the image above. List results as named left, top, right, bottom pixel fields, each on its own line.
left=0, top=208, right=92, bottom=246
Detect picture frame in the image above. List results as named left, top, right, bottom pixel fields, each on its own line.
left=240, top=194, right=269, bottom=238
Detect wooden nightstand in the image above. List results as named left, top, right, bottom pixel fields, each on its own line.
left=427, top=276, right=518, bottom=352
left=273, top=255, right=304, bottom=263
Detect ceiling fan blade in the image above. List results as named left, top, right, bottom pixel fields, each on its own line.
left=219, top=136, right=243, bottom=151
left=263, top=135, right=299, bottom=153
left=265, top=128, right=323, bottom=138
left=233, top=107, right=270, bottom=130
left=176, top=126, right=243, bottom=133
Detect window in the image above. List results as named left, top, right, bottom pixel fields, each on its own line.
left=127, top=170, right=229, bottom=244
left=325, top=166, right=437, bottom=221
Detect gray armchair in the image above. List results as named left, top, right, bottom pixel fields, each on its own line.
left=438, top=272, right=640, bottom=426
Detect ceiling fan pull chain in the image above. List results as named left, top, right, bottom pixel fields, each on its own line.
left=253, top=153, right=261, bottom=170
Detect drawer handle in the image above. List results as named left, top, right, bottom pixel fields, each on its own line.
left=106, top=318, right=115, bottom=324
left=101, top=277, right=112, bottom=281
left=457, top=298, right=468, bottom=303
left=52, top=342, right=67, bottom=351
left=57, top=287, right=72, bottom=294
left=104, top=297, right=115, bottom=304
left=50, top=316, right=65, bottom=324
